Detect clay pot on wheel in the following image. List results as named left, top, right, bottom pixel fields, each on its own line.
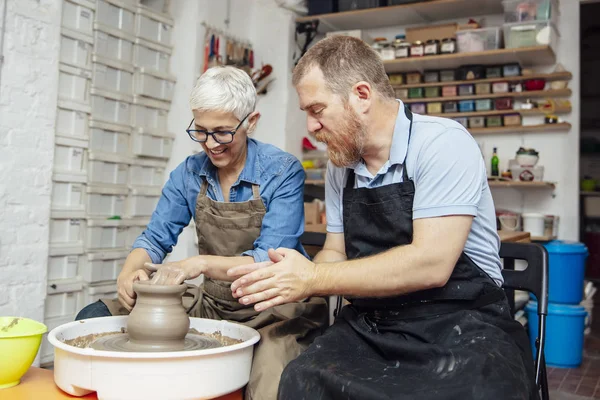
left=127, top=281, right=190, bottom=351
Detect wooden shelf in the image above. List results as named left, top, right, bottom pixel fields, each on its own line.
left=384, top=47, right=556, bottom=73
left=427, top=107, right=571, bottom=119
left=488, top=180, right=555, bottom=189
left=392, top=72, right=573, bottom=89
left=470, top=122, right=571, bottom=135
left=581, top=191, right=600, bottom=197
left=305, top=179, right=325, bottom=186
left=403, top=89, right=571, bottom=104
left=297, top=0, right=502, bottom=33
left=531, top=235, right=557, bottom=242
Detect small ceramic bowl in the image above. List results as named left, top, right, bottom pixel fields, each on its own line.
left=524, top=79, right=546, bottom=91
left=516, top=154, right=539, bottom=167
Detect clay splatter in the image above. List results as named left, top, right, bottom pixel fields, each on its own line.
left=1, top=318, right=20, bottom=332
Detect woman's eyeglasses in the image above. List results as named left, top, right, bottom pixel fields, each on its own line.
left=186, top=114, right=250, bottom=144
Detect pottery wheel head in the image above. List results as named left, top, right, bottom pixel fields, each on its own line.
left=90, top=333, right=223, bottom=352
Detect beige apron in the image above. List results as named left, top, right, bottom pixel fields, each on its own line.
left=104, top=180, right=328, bottom=400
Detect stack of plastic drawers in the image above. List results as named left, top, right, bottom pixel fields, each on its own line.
left=129, top=1, right=175, bottom=224
left=43, top=0, right=175, bottom=364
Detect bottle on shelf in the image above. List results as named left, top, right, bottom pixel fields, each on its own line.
left=491, top=147, right=499, bottom=177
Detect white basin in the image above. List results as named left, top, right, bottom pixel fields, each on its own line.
left=48, top=316, right=260, bottom=400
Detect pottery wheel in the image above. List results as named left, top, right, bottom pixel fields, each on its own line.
left=90, top=333, right=223, bottom=352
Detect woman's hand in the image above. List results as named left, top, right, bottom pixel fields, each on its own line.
left=144, top=256, right=208, bottom=285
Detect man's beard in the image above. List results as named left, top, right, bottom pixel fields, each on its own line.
left=315, top=104, right=366, bottom=168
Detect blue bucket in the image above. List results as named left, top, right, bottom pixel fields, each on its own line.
left=525, top=301, right=587, bottom=368
left=543, top=240, right=588, bottom=304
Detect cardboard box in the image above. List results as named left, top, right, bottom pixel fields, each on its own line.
left=304, top=202, right=320, bottom=225
left=406, top=23, right=457, bottom=43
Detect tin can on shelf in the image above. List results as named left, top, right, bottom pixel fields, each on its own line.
left=458, top=84, right=475, bottom=96
left=504, top=114, right=522, bottom=126
left=492, top=81, right=510, bottom=94
left=424, top=39, right=440, bottom=56
left=424, top=70, right=440, bottom=83
left=442, top=86, right=458, bottom=97
left=459, top=100, right=475, bottom=112
left=395, top=88, right=409, bottom=99
left=427, top=102, right=443, bottom=114
left=411, top=103, right=426, bottom=114
left=476, top=83, right=492, bottom=95
left=486, top=116, right=503, bottom=127
left=475, top=99, right=493, bottom=111
left=503, top=63, right=521, bottom=77
left=406, top=72, right=422, bottom=84
left=408, top=87, right=424, bottom=98
left=495, top=97, right=514, bottom=110
left=443, top=101, right=458, bottom=113
left=454, top=117, right=469, bottom=128
left=411, top=40, right=425, bottom=57
left=469, top=116, right=486, bottom=128
left=425, top=87, right=441, bottom=98
left=486, top=66, right=503, bottom=78
left=440, top=69, right=456, bottom=82
left=388, top=74, right=404, bottom=85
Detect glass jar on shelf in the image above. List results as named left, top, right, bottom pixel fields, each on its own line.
left=392, top=34, right=411, bottom=59
left=424, top=39, right=440, bottom=56
left=410, top=40, right=424, bottom=57
left=440, top=37, right=457, bottom=54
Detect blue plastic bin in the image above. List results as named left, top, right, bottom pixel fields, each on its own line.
left=525, top=301, right=587, bottom=368
left=543, top=240, right=588, bottom=304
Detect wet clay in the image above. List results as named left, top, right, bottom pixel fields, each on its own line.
left=62, top=328, right=241, bottom=350
left=126, top=281, right=190, bottom=351
left=0, top=318, right=20, bottom=332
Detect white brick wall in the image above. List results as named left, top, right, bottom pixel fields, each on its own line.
left=0, top=0, right=62, bottom=321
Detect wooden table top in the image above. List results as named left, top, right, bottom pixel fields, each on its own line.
left=305, top=224, right=532, bottom=243
left=4, top=367, right=243, bottom=400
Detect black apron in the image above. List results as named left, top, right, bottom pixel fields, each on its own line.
left=278, top=107, right=539, bottom=400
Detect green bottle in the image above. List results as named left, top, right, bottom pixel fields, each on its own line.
left=491, top=147, right=499, bottom=177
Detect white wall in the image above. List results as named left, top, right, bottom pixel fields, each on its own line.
left=0, top=0, right=61, bottom=322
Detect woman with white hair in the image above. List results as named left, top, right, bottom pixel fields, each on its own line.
left=75, top=66, right=329, bottom=399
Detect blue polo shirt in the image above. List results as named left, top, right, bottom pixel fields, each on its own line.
left=325, top=100, right=503, bottom=285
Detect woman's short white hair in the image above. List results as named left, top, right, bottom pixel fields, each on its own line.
left=189, top=66, right=257, bottom=124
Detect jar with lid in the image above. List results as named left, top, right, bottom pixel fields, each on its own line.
left=440, top=37, right=457, bottom=54
left=392, top=34, right=411, bottom=59
left=373, top=37, right=395, bottom=61
left=410, top=40, right=424, bottom=57
left=424, top=39, right=440, bottom=56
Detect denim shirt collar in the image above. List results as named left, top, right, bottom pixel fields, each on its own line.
left=192, top=138, right=261, bottom=187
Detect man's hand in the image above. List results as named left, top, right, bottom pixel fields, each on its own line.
left=227, top=248, right=317, bottom=311
left=117, top=269, right=150, bottom=311
left=145, top=256, right=207, bottom=285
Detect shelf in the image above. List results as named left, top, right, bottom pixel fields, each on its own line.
left=392, top=72, right=573, bottom=89
left=531, top=235, right=557, bottom=241
left=488, top=180, right=555, bottom=189
left=470, top=123, right=571, bottom=135
left=581, top=191, right=600, bottom=197
left=403, top=89, right=572, bottom=104
left=384, top=47, right=556, bottom=73
left=305, top=179, right=325, bottom=186
left=427, top=107, right=571, bottom=119
left=297, top=0, right=502, bottom=33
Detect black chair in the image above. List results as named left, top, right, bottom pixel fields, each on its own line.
left=300, top=233, right=550, bottom=399
left=500, top=242, right=549, bottom=400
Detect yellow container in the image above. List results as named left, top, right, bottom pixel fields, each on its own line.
left=0, top=317, right=47, bottom=389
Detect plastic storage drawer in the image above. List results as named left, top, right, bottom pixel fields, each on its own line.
left=83, top=281, right=118, bottom=305
left=502, top=0, right=558, bottom=24
left=127, top=187, right=161, bottom=217
left=133, top=38, right=172, bottom=74
left=86, top=184, right=128, bottom=217
left=61, top=0, right=95, bottom=35
left=95, top=0, right=136, bottom=35
left=82, top=250, right=128, bottom=283
left=86, top=219, right=129, bottom=251
left=88, top=152, right=130, bottom=186
left=129, top=158, right=167, bottom=188
left=136, top=0, right=169, bottom=13
left=49, top=211, right=86, bottom=248
left=132, top=95, right=169, bottom=133
left=456, top=27, right=502, bottom=53
left=135, top=6, right=173, bottom=46
left=48, top=253, right=85, bottom=282
left=41, top=316, right=74, bottom=364
left=131, top=127, right=174, bottom=159
left=127, top=219, right=148, bottom=247
left=93, top=22, right=135, bottom=65
left=134, top=68, right=175, bottom=101
left=89, top=119, right=131, bottom=156
left=60, top=27, right=94, bottom=70
left=54, top=136, right=88, bottom=177
left=51, top=177, right=85, bottom=213
left=58, top=64, right=92, bottom=104
left=56, top=100, right=92, bottom=140
left=45, top=281, right=84, bottom=320
left=90, top=87, right=133, bottom=127
left=503, top=21, right=557, bottom=49
left=92, top=55, right=134, bottom=96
